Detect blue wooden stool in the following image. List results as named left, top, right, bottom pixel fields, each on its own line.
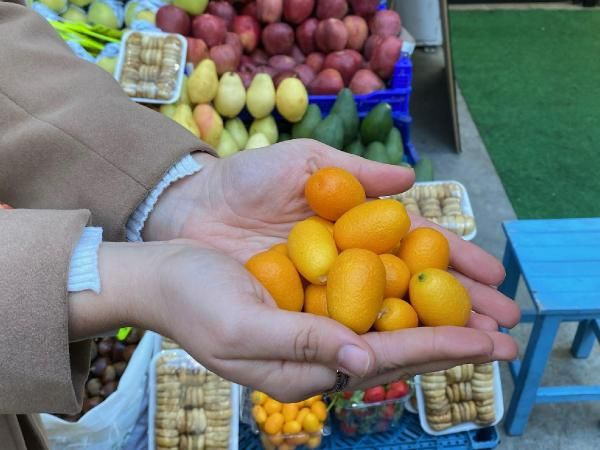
left=499, top=218, right=600, bottom=436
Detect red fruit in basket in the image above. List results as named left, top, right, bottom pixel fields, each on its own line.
left=342, top=391, right=354, bottom=400
left=315, top=18, right=347, bottom=52
left=192, top=14, right=227, bottom=47
left=323, top=49, right=363, bottom=86
left=207, top=1, right=236, bottom=29
left=382, top=403, right=396, bottom=418
left=225, top=32, right=243, bottom=58
left=305, top=52, right=324, bottom=72
left=293, top=64, right=316, bottom=85
left=257, top=0, right=283, bottom=23
left=269, top=54, right=297, bottom=72
left=364, top=34, right=382, bottom=60
left=242, top=1, right=258, bottom=18
left=283, top=0, right=314, bottom=24
left=369, top=36, right=402, bottom=79
left=364, top=386, right=385, bottom=403
left=385, top=388, right=403, bottom=400
left=349, top=68, right=384, bottom=94
left=186, top=37, right=208, bottom=66
left=232, top=15, right=261, bottom=53
left=389, top=380, right=410, bottom=397
left=350, top=0, right=378, bottom=16
left=291, top=45, right=306, bottom=63
left=210, top=44, right=241, bottom=74
left=262, top=22, right=295, bottom=55
left=296, top=18, right=318, bottom=54
left=369, top=9, right=402, bottom=38
left=343, top=15, right=368, bottom=51
left=156, top=5, right=191, bottom=36
left=308, top=68, right=344, bottom=95
left=316, top=0, right=347, bottom=19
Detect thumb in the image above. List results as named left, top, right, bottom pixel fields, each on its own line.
left=242, top=306, right=375, bottom=378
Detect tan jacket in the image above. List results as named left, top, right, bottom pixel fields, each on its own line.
left=1, top=3, right=213, bottom=448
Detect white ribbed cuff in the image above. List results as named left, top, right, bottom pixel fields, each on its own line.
left=126, top=154, right=202, bottom=242
left=68, top=227, right=103, bottom=294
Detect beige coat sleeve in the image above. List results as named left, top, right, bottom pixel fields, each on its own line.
left=0, top=209, right=91, bottom=414
left=0, top=3, right=215, bottom=241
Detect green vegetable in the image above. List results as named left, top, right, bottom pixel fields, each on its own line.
left=345, top=140, right=365, bottom=156
left=292, top=104, right=322, bottom=139
left=414, top=158, right=434, bottom=182
left=361, top=103, right=393, bottom=144
left=312, top=114, right=344, bottom=150
left=364, top=142, right=391, bottom=164
left=331, top=88, right=359, bottom=146
left=385, top=127, right=404, bottom=164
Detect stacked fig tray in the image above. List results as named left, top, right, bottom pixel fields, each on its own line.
left=415, top=362, right=503, bottom=436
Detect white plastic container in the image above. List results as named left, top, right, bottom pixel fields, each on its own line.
left=415, top=361, right=504, bottom=436
left=115, top=30, right=187, bottom=104
left=148, top=349, right=239, bottom=450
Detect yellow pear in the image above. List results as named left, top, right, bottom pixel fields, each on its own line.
left=193, top=104, right=223, bottom=148
left=246, top=73, right=275, bottom=119
left=225, top=118, right=249, bottom=149
left=172, top=104, right=200, bottom=138
left=214, top=72, right=246, bottom=118
left=217, top=129, right=240, bottom=158
left=276, top=78, right=308, bottom=123
left=188, top=59, right=218, bottom=104
left=249, top=115, right=278, bottom=145
left=160, top=103, right=178, bottom=118
left=245, top=133, right=271, bottom=150
left=176, top=75, right=192, bottom=107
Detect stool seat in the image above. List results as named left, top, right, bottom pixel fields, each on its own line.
left=499, top=218, right=600, bottom=436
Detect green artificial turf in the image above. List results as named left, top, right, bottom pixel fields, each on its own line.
left=449, top=10, right=600, bottom=219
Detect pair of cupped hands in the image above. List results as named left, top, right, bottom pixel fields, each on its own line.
left=70, top=140, right=519, bottom=402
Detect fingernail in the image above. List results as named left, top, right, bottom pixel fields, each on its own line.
left=337, top=345, right=370, bottom=377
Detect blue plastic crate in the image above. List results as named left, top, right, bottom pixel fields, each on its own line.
left=239, top=412, right=499, bottom=450
left=308, top=57, right=412, bottom=119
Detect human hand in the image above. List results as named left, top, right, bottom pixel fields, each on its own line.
left=69, top=240, right=518, bottom=402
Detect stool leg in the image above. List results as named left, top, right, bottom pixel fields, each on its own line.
left=504, top=315, right=560, bottom=436
left=499, top=242, right=520, bottom=299
left=571, top=320, right=596, bottom=359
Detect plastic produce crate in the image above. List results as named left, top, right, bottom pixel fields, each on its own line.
left=239, top=412, right=500, bottom=450
left=308, top=57, right=412, bottom=119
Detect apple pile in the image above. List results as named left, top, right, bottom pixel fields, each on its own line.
left=156, top=0, right=404, bottom=96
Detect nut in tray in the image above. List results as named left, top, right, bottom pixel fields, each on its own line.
left=117, top=31, right=186, bottom=103
left=420, top=363, right=496, bottom=432
left=151, top=350, right=233, bottom=449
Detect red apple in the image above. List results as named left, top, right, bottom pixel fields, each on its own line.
left=225, top=32, right=243, bottom=58
left=257, top=0, right=283, bottom=23
left=369, top=36, right=402, bottom=79
left=316, top=0, right=347, bottom=19
left=349, top=69, right=384, bottom=94
left=269, top=54, right=297, bottom=72
left=283, top=0, right=314, bottom=24
left=210, top=44, right=241, bottom=75
left=192, top=14, right=227, bottom=47
left=293, top=63, right=316, bottom=85
left=291, top=45, right=306, bottom=63
left=349, top=0, right=378, bottom=16
left=369, top=10, right=402, bottom=37
left=232, top=15, right=261, bottom=53
left=343, top=15, right=368, bottom=51
left=364, top=34, right=382, bottom=60
left=262, top=22, right=294, bottom=55
left=305, top=52, right=324, bottom=72
left=323, top=49, right=363, bottom=85
left=207, top=1, right=236, bottom=29
left=186, top=37, right=208, bottom=66
left=242, top=1, right=258, bottom=18
left=296, top=18, right=318, bottom=55
left=315, top=18, right=347, bottom=52
left=309, top=68, right=344, bottom=95
left=156, top=5, right=191, bottom=36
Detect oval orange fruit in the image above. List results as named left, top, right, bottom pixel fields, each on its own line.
left=374, top=298, right=419, bottom=331
left=270, top=243, right=288, bottom=256
left=397, top=227, right=450, bottom=275
left=334, top=199, right=411, bottom=254
left=409, top=268, right=471, bottom=326
left=327, top=248, right=386, bottom=334
left=303, top=284, right=328, bottom=317
left=304, top=167, right=366, bottom=221
left=245, top=250, right=304, bottom=312
left=288, top=218, right=338, bottom=285
left=264, top=412, right=285, bottom=435
left=379, top=254, right=411, bottom=299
